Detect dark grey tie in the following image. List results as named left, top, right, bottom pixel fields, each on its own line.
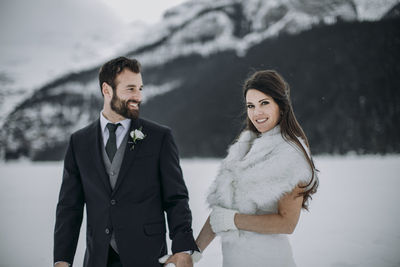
left=105, top=123, right=121, bottom=162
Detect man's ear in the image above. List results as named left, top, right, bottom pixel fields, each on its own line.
left=102, top=82, right=113, bottom=98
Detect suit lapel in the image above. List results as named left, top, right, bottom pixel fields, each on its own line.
left=92, top=119, right=113, bottom=194
left=112, top=118, right=143, bottom=197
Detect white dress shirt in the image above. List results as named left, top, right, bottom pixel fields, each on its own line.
left=100, top=111, right=131, bottom=149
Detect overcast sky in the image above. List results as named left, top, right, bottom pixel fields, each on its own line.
left=0, top=0, right=190, bottom=90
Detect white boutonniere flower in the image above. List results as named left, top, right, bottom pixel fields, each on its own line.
left=129, top=127, right=146, bottom=150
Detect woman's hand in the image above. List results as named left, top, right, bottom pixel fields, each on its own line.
left=209, top=206, right=238, bottom=233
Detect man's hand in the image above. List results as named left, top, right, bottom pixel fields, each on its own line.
left=54, top=262, right=70, bottom=267
left=159, top=252, right=193, bottom=267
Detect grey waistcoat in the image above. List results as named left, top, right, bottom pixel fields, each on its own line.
left=101, top=131, right=129, bottom=253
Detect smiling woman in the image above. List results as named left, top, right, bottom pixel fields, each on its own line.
left=246, top=89, right=281, bottom=133
left=195, top=70, right=319, bottom=267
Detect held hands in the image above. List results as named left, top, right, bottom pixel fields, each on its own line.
left=209, top=206, right=238, bottom=234
left=158, top=251, right=199, bottom=267
left=54, top=262, right=70, bottom=267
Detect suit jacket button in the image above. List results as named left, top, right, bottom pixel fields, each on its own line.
left=111, top=199, right=116, bottom=205
left=105, top=228, right=110, bottom=234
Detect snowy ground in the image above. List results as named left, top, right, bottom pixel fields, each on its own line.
left=0, top=156, right=400, bottom=267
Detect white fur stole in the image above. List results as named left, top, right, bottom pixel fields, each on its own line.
left=207, top=125, right=312, bottom=215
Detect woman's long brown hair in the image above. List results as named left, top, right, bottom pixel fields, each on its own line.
left=243, top=70, right=318, bottom=210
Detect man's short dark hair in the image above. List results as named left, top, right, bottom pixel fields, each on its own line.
left=99, top=56, right=141, bottom=95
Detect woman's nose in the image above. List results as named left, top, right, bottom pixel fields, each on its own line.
left=254, top=107, right=263, bottom=115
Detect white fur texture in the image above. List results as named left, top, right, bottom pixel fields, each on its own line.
left=207, top=125, right=312, bottom=243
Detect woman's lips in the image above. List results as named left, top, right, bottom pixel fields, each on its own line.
left=255, top=118, right=267, bottom=123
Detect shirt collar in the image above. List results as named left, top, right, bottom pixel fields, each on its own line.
left=100, top=111, right=131, bottom=132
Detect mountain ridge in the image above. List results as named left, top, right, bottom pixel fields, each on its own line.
left=1, top=0, right=399, bottom=160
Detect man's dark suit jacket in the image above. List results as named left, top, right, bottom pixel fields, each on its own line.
left=54, top=118, right=198, bottom=267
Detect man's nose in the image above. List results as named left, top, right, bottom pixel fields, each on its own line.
left=132, top=90, right=142, bottom=101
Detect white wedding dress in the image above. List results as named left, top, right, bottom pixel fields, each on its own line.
left=207, top=126, right=312, bottom=267
left=221, top=232, right=296, bottom=267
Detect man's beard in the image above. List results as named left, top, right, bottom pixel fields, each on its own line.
left=110, top=93, right=140, bottom=119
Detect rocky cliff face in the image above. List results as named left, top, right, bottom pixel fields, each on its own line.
left=1, top=0, right=399, bottom=160
left=127, top=0, right=358, bottom=65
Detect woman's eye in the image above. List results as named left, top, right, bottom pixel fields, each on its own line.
left=261, top=101, right=270, bottom=105
left=247, top=104, right=254, bottom=109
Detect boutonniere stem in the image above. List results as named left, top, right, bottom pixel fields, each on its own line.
left=129, top=126, right=146, bottom=150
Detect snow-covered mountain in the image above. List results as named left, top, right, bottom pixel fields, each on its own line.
left=1, top=0, right=399, bottom=160
left=0, top=0, right=396, bottom=126
left=128, top=0, right=397, bottom=65
left=0, top=0, right=148, bottom=126
left=131, top=0, right=357, bottom=65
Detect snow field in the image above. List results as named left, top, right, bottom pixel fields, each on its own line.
left=0, top=156, right=399, bottom=266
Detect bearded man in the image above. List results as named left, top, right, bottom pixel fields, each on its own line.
left=54, top=57, right=198, bottom=267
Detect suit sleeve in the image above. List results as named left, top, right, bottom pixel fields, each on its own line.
left=54, top=135, right=85, bottom=265
left=159, top=129, right=199, bottom=253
